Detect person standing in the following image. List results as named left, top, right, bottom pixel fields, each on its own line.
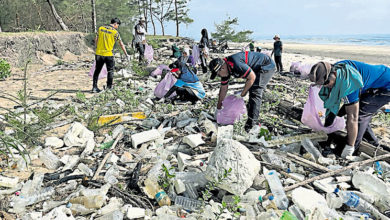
left=93, top=18, right=129, bottom=93
left=309, top=60, right=390, bottom=158
left=271, top=34, right=283, bottom=73
left=134, top=17, right=147, bottom=63
left=199, top=28, right=210, bottom=73
left=209, top=51, right=276, bottom=131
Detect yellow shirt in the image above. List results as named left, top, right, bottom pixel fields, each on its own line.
left=95, top=25, right=121, bottom=57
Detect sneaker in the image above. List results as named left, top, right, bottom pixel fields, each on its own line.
left=92, top=87, right=101, bottom=93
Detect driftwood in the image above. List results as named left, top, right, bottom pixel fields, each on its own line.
left=286, top=152, right=331, bottom=173
left=92, top=132, right=124, bottom=180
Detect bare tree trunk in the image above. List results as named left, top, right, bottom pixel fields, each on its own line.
left=160, top=21, right=165, bottom=36
left=143, top=3, right=148, bottom=31
left=91, top=0, right=96, bottom=33
left=149, top=0, right=156, bottom=35
left=174, top=0, right=178, bottom=37
left=47, top=0, right=69, bottom=31
left=0, top=24, right=2, bottom=32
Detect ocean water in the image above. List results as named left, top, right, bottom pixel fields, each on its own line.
left=255, top=34, right=390, bottom=46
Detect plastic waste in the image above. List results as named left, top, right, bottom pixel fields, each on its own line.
left=290, top=61, right=301, bottom=74
left=69, top=195, right=105, bottom=209
left=261, top=151, right=286, bottom=168
left=39, top=148, right=61, bottom=170
left=97, top=112, right=146, bottom=126
left=297, top=63, right=314, bottom=79
left=88, top=61, right=107, bottom=79
left=144, top=44, right=154, bottom=64
left=151, top=64, right=170, bottom=77
left=144, top=178, right=171, bottom=206
left=344, top=211, right=371, bottom=219
left=192, top=44, right=201, bottom=65
left=77, top=163, right=93, bottom=177
left=154, top=72, right=177, bottom=99
left=334, top=188, right=375, bottom=214
left=264, top=170, right=289, bottom=210
left=174, top=196, right=202, bottom=211
left=104, top=164, right=119, bottom=185
left=13, top=187, right=55, bottom=213
left=288, top=204, right=305, bottom=220
left=0, top=175, right=19, bottom=188
left=216, top=95, right=247, bottom=125
left=301, top=85, right=346, bottom=133
left=280, top=211, right=299, bottom=220
left=375, top=161, right=383, bottom=176
left=70, top=203, right=94, bottom=215
left=301, top=138, right=322, bottom=161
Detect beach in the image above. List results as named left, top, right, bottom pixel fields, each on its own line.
left=258, top=41, right=390, bottom=66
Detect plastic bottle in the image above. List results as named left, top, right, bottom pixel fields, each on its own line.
left=183, top=183, right=198, bottom=199
left=13, top=186, right=55, bottom=213
left=69, top=195, right=104, bottom=209
left=301, top=138, right=322, bottom=161
left=280, top=211, right=299, bottom=220
left=264, top=170, right=289, bottom=210
left=144, top=178, right=171, bottom=206
left=344, top=211, right=371, bottom=220
left=334, top=188, right=375, bottom=214
left=39, top=148, right=61, bottom=170
left=174, top=196, right=202, bottom=211
left=264, top=195, right=278, bottom=210
left=374, top=161, right=383, bottom=176
left=288, top=204, right=305, bottom=220
left=95, top=210, right=123, bottom=220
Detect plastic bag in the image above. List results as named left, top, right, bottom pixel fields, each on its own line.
left=192, top=44, right=200, bottom=65
left=301, top=85, right=345, bottom=133
left=150, top=64, right=170, bottom=77
left=144, top=44, right=154, bottom=63
left=88, top=61, right=107, bottom=79
left=217, top=95, right=247, bottom=125
left=290, top=61, right=301, bottom=73
left=261, top=50, right=272, bottom=57
left=154, top=72, right=177, bottom=98
left=297, top=63, right=314, bottom=79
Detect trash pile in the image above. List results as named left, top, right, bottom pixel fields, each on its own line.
left=1, top=40, right=390, bottom=220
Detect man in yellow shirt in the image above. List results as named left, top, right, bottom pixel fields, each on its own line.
left=93, top=18, right=129, bottom=93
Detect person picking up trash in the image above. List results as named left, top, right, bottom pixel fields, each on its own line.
left=134, top=17, right=147, bottom=63
left=309, top=60, right=390, bottom=158
left=92, top=18, right=130, bottom=93
left=209, top=51, right=276, bottom=132
left=159, top=48, right=205, bottom=104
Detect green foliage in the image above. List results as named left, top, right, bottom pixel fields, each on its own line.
left=211, top=16, right=253, bottom=42
left=131, top=60, right=149, bottom=77
left=158, top=164, right=176, bottom=191
left=0, top=59, right=11, bottom=80
left=0, top=131, right=27, bottom=166
left=147, top=39, right=160, bottom=49
left=220, top=195, right=242, bottom=219
left=75, top=91, right=87, bottom=103
left=201, top=168, right=232, bottom=202
left=56, top=59, right=64, bottom=66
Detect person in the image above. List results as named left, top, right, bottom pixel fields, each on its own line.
left=256, top=46, right=262, bottom=53
left=93, top=18, right=129, bottom=93
left=309, top=60, right=390, bottom=158
left=271, top=34, right=283, bottom=73
left=171, top=44, right=182, bottom=58
left=199, top=28, right=210, bottom=73
left=134, top=17, right=147, bottom=62
left=209, top=51, right=276, bottom=131
left=248, top=41, right=255, bottom=52
left=161, top=48, right=205, bottom=104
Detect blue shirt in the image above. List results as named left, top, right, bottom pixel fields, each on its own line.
left=336, top=60, right=390, bottom=104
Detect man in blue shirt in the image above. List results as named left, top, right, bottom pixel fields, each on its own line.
left=209, top=51, right=276, bottom=131
left=309, top=60, right=390, bottom=158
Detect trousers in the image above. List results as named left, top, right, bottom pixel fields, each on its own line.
left=93, top=55, right=115, bottom=89
left=274, top=55, right=283, bottom=72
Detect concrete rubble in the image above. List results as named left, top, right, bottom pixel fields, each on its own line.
left=0, top=38, right=390, bottom=220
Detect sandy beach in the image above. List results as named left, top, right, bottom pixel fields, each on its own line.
left=258, top=41, right=390, bottom=66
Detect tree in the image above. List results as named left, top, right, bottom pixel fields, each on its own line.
left=211, top=17, right=253, bottom=42
left=149, top=0, right=156, bottom=35
left=168, top=0, right=193, bottom=37
left=46, top=0, right=69, bottom=31
left=91, top=0, right=96, bottom=33
left=151, top=0, right=174, bottom=36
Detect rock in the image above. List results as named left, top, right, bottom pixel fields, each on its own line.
left=352, top=171, right=390, bottom=206
left=251, top=174, right=266, bottom=190
left=205, top=138, right=261, bottom=195
left=203, top=119, right=217, bottom=135
left=77, top=163, right=93, bottom=177
left=127, top=207, right=146, bottom=219
left=183, top=133, right=205, bottom=148
left=291, top=187, right=328, bottom=214
left=131, top=129, right=161, bottom=147
left=120, top=152, right=133, bottom=163
left=216, top=125, right=233, bottom=146
left=80, top=138, right=95, bottom=158
left=96, top=210, right=123, bottom=220
left=64, top=122, right=94, bottom=147
left=0, top=175, right=19, bottom=188
left=44, top=137, right=64, bottom=148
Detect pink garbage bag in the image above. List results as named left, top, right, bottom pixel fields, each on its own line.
left=151, top=64, right=170, bottom=77
left=192, top=44, right=201, bottom=65
left=217, top=95, right=247, bottom=125
left=297, top=63, right=314, bottom=79
left=154, top=72, right=177, bottom=98
left=144, top=44, right=154, bottom=63
left=301, top=85, right=345, bottom=133
left=290, top=61, right=301, bottom=73
left=88, top=61, right=107, bottom=79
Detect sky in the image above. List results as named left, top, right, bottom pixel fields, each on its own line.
left=161, top=0, right=390, bottom=40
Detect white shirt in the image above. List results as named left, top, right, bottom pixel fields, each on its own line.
left=134, top=24, right=146, bottom=43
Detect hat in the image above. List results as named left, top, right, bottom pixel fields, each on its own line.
left=139, top=17, right=146, bottom=21
left=309, top=62, right=332, bottom=85
left=111, top=18, right=121, bottom=25
left=183, top=48, right=190, bottom=55
left=209, top=58, right=224, bottom=80
left=273, top=34, right=280, bottom=39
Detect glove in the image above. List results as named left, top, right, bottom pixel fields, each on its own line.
left=126, top=55, right=131, bottom=62
left=341, top=144, right=355, bottom=159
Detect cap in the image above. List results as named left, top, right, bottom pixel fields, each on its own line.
left=273, top=34, right=280, bottom=39
left=209, top=58, right=224, bottom=79
left=140, top=17, right=146, bottom=21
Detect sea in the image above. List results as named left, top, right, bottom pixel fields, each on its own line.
left=254, top=34, right=390, bottom=46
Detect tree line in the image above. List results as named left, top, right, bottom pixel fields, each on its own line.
left=0, top=0, right=193, bottom=40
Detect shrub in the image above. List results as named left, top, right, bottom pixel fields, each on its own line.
left=0, top=59, right=11, bottom=80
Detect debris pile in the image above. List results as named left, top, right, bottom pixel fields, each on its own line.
left=1, top=40, right=390, bottom=220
